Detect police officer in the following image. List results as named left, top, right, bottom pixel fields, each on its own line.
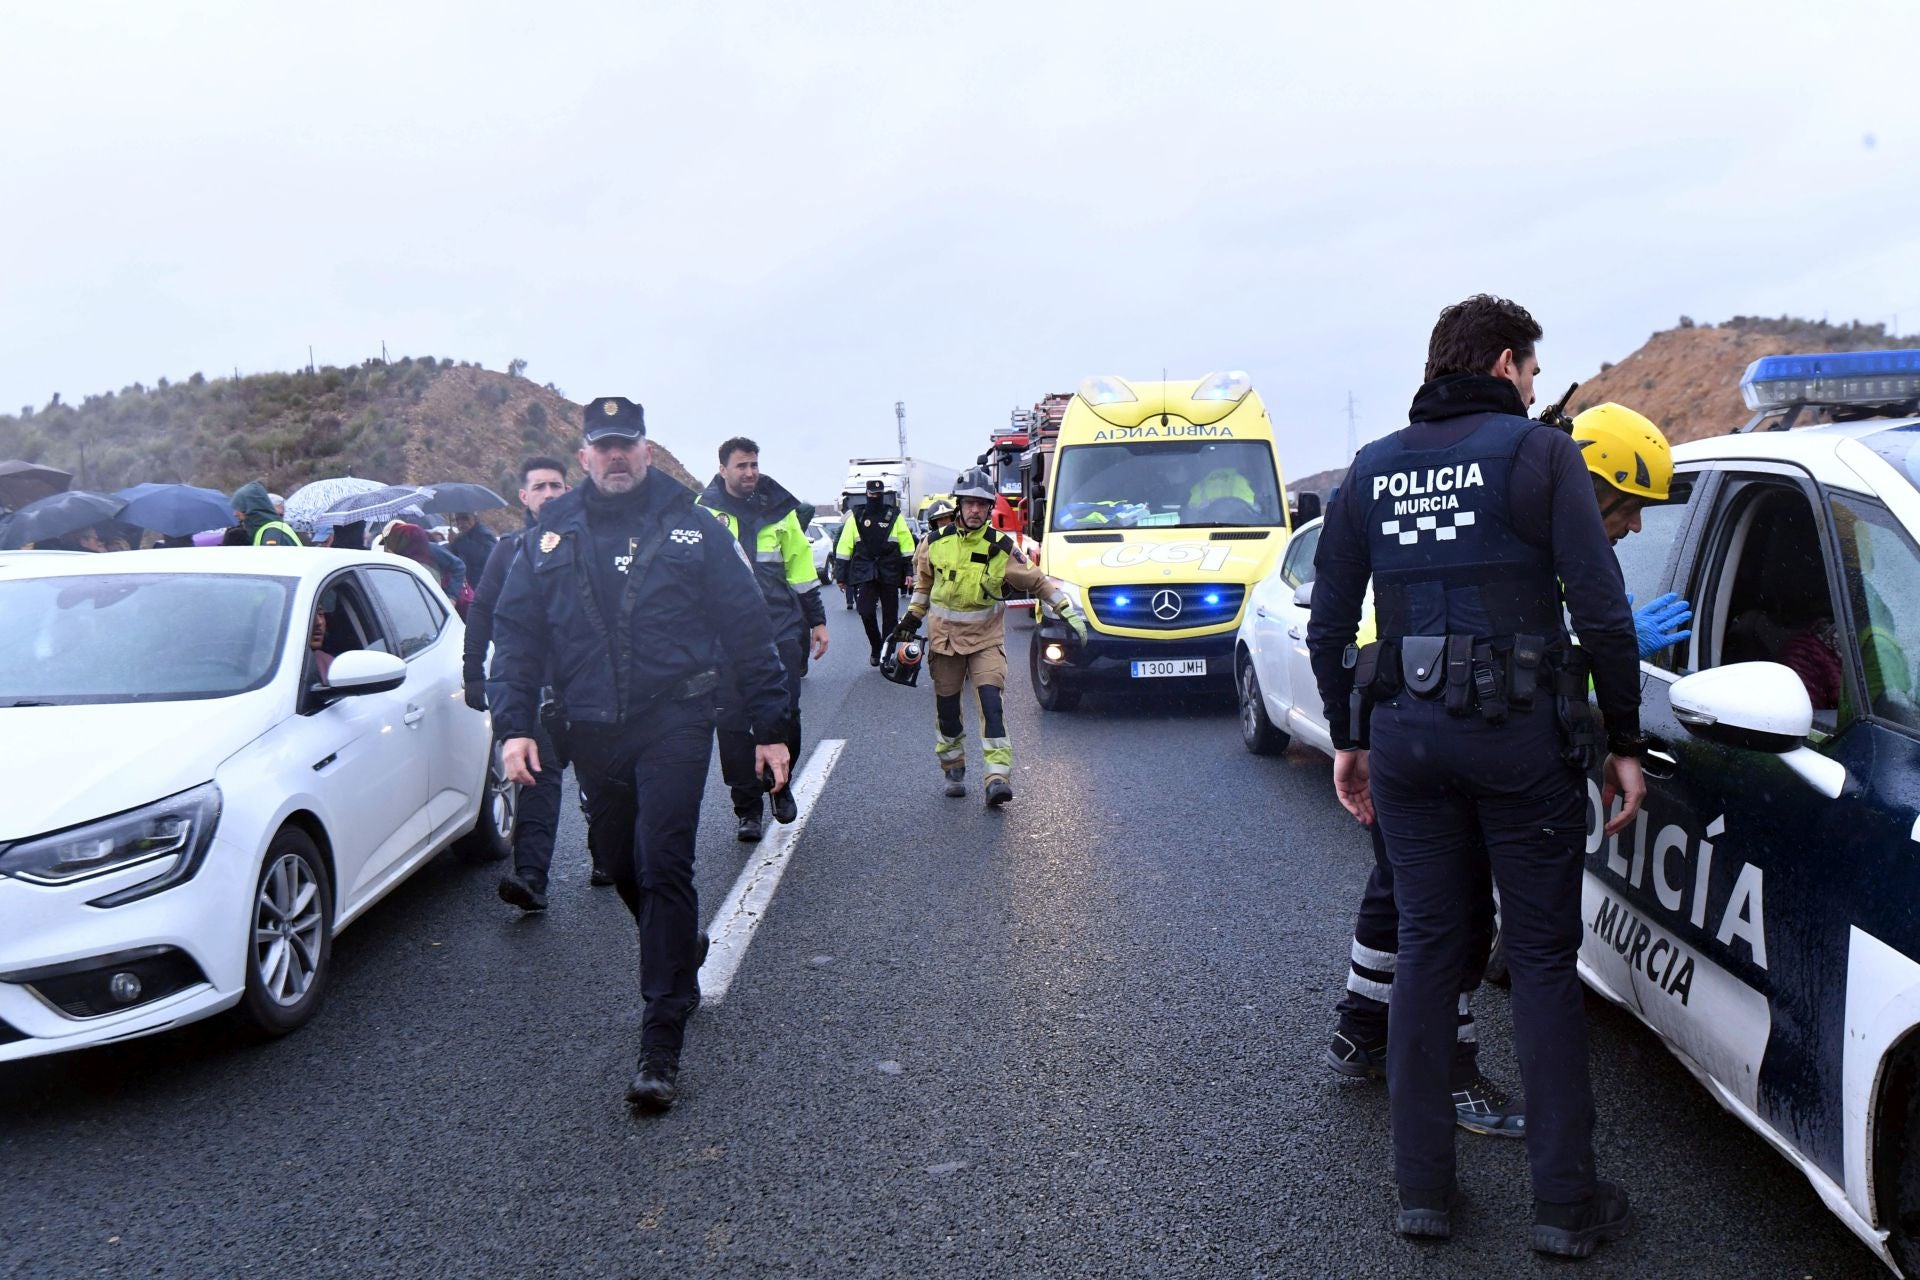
left=698, top=436, right=829, bottom=842
left=1306, top=295, right=1646, bottom=1255
left=1325, top=402, right=1692, bottom=1138
left=895, top=468, right=1088, bottom=804
left=836, top=478, right=915, bottom=665
left=465, top=455, right=612, bottom=911
left=491, top=396, right=793, bottom=1113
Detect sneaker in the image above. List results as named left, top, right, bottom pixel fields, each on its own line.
left=942, top=765, right=966, bottom=798
left=984, top=776, right=1013, bottom=807
left=625, top=1052, right=679, bottom=1112
left=1530, top=1180, right=1632, bottom=1258
left=1453, top=1072, right=1525, bottom=1139
left=736, top=814, right=765, bottom=843
left=771, top=785, right=798, bottom=825
left=1324, top=1028, right=1386, bottom=1080
left=1394, top=1183, right=1457, bottom=1240
left=497, top=871, right=548, bottom=913
left=589, top=866, right=614, bottom=888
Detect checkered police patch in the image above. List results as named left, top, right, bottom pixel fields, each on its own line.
left=1381, top=511, right=1476, bottom=544
left=669, top=528, right=702, bottom=544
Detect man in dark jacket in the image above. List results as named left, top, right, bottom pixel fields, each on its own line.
left=491, top=396, right=793, bottom=1113
left=835, top=478, right=914, bottom=665
left=698, top=437, right=829, bottom=842
left=464, top=456, right=590, bottom=912
left=230, top=480, right=300, bottom=546
left=448, top=512, right=498, bottom=587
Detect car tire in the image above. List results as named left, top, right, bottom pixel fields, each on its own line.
left=236, top=826, right=334, bottom=1037
left=1877, top=1042, right=1920, bottom=1279
left=454, top=743, right=516, bottom=863
left=1030, top=635, right=1082, bottom=712
left=1237, top=656, right=1289, bottom=755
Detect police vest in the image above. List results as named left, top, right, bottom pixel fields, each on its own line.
left=927, top=523, right=1013, bottom=620
left=853, top=506, right=904, bottom=559
left=1354, top=415, right=1562, bottom=641
left=252, top=520, right=301, bottom=547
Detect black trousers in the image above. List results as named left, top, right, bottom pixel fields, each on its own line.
left=513, top=723, right=565, bottom=887
left=1370, top=694, right=1595, bottom=1203
left=719, top=634, right=806, bottom=815
left=855, top=579, right=900, bottom=657
left=1334, top=820, right=1494, bottom=1085
left=569, top=701, right=716, bottom=1059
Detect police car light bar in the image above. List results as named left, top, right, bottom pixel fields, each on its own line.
left=1741, top=349, right=1920, bottom=411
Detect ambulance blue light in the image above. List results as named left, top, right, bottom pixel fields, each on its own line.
left=1203, top=592, right=1222, bottom=606
left=1114, top=594, right=1132, bottom=607
left=1741, top=349, right=1920, bottom=411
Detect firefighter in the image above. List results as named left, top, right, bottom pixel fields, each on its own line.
left=893, top=468, right=1088, bottom=805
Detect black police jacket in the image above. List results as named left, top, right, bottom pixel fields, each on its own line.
left=489, top=472, right=791, bottom=745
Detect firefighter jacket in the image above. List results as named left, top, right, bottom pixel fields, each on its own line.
left=908, top=521, right=1065, bottom=656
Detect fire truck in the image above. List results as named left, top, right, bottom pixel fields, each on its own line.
left=976, top=392, right=1070, bottom=607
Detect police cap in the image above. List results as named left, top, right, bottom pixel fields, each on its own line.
left=583, top=396, right=646, bottom=442
left=865, top=478, right=885, bottom=495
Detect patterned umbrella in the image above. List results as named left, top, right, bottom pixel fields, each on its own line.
left=319, top=484, right=433, bottom=526
left=283, top=476, right=388, bottom=531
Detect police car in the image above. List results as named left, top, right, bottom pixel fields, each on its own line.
left=1239, top=349, right=1920, bottom=1275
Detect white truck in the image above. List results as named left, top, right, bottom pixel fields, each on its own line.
left=839, top=457, right=959, bottom=522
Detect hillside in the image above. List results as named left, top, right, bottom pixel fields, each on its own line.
left=1288, top=315, right=1900, bottom=498
left=0, top=358, right=697, bottom=521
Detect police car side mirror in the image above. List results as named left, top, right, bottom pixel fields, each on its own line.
left=1668, top=662, right=1846, bottom=799
left=1291, top=492, right=1322, bottom=525
left=1291, top=581, right=1314, bottom=608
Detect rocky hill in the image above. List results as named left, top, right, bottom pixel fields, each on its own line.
left=0, top=358, right=697, bottom=522
left=1289, top=315, right=1900, bottom=498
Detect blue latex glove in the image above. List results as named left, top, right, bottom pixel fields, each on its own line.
left=1629, top=591, right=1693, bottom=658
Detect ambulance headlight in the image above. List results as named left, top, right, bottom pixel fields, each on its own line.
left=1077, top=375, right=1137, bottom=406
left=1192, top=370, right=1252, bottom=403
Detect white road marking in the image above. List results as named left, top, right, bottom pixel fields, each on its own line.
left=700, top=738, right=845, bottom=1005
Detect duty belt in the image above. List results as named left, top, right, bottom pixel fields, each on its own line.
left=1347, top=633, right=1599, bottom=767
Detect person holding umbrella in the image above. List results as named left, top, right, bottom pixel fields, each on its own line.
left=0, top=489, right=126, bottom=551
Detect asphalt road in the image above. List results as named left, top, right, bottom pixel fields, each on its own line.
left=0, top=601, right=1887, bottom=1278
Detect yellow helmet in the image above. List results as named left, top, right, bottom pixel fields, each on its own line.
left=1571, top=402, right=1672, bottom=502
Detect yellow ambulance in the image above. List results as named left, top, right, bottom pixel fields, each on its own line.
left=1030, top=371, right=1302, bottom=710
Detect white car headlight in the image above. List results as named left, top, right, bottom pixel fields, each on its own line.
left=0, top=783, right=222, bottom=904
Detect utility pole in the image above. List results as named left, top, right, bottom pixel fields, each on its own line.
left=1346, top=391, right=1359, bottom=461
left=895, top=400, right=908, bottom=457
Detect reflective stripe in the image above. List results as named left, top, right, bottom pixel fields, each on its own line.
left=910, top=592, right=930, bottom=609
left=1345, top=972, right=1393, bottom=1004
left=930, top=602, right=1004, bottom=622
left=935, top=734, right=965, bottom=765
left=982, top=736, right=1012, bottom=775
left=1352, top=938, right=1396, bottom=972
left=755, top=549, right=784, bottom=563
left=792, top=577, right=821, bottom=595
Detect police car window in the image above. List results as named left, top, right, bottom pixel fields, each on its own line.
left=363, top=567, right=441, bottom=660
left=1830, top=493, right=1920, bottom=733
left=1281, top=524, right=1321, bottom=588
left=1698, top=481, right=1850, bottom=728
left=411, top=574, right=448, bottom=627
left=1613, top=474, right=1695, bottom=672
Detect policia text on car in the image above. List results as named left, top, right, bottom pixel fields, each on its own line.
left=489, top=396, right=795, bottom=1113
left=1306, top=295, right=1648, bottom=1258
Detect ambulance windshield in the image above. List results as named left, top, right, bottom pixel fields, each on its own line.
left=1050, top=440, right=1282, bottom=531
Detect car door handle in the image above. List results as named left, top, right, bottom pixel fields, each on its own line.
left=1286, top=627, right=1303, bottom=640
left=403, top=704, right=425, bottom=728
left=1643, top=744, right=1677, bottom=779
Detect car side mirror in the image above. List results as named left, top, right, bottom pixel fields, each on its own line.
left=1290, top=492, right=1322, bottom=526
left=1291, top=580, right=1314, bottom=608
left=311, top=650, right=407, bottom=706
left=1668, top=661, right=1845, bottom=798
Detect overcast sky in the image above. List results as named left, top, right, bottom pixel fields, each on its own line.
left=5, top=0, right=1917, bottom=500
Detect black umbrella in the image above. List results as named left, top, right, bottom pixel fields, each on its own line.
left=114, top=483, right=234, bottom=537
left=0, top=459, right=73, bottom=510
left=420, top=482, right=510, bottom=513
left=0, top=490, right=126, bottom=549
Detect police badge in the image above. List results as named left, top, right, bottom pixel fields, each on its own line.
left=539, top=531, right=561, bottom=554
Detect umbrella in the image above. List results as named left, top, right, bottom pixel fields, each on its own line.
left=283, top=476, right=388, bottom=530
left=319, top=484, right=433, bottom=525
left=420, top=482, right=509, bottom=514
left=0, top=490, right=126, bottom=549
left=0, top=459, right=73, bottom=510
left=113, top=482, right=235, bottom=537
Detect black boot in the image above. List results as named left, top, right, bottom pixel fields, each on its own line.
left=1395, top=1183, right=1457, bottom=1240
left=984, top=776, right=1013, bottom=807
left=1453, top=1071, right=1525, bottom=1139
left=770, top=783, right=798, bottom=825
left=589, top=865, right=614, bottom=887
left=942, top=765, right=966, bottom=797
left=497, top=871, right=548, bottom=913
left=625, top=1051, right=679, bottom=1112
left=1530, top=1181, right=1631, bottom=1258
left=736, top=811, right=764, bottom=842
left=1324, top=1027, right=1386, bottom=1080
left=869, top=647, right=881, bottom=667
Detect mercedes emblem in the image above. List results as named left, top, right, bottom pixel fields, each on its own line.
left=1151, top=589, right=1183, bottom=621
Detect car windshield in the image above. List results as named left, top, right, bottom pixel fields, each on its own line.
left=0, top=573, right=295, bottom=705
left=1049, top=439, right=1283, bottom=531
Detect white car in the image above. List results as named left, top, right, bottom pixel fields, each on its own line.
left=1233, top=346, right=1920, bottom=1276
left=0, top=547, right=513, bottom=1061
left=807, top=517, right=840, bottom=582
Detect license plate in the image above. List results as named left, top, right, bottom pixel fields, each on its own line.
left=1130, top=659, right=1208, bottom=678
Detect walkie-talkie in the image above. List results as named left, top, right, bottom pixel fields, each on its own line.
left=1537, top=381, right=1581, bottom=433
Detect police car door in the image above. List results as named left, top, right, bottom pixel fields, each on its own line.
left=1605, top=463, right=1864, bottom=1171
